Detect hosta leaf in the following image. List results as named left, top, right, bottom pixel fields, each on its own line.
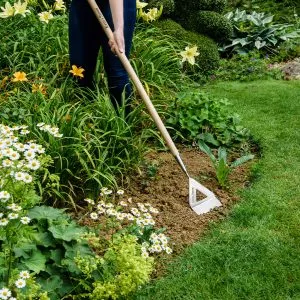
left=23, top=250, right=47, bottom=273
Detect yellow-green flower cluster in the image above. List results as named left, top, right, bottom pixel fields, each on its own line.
left=136, top=0, right=163, bottom=23
left=0, top=0, right=66, bottom=23
left=0, top=0, right=30, bottom=18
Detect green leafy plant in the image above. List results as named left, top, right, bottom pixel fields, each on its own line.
left=198, top=141, right=254, bottom=187
left=221, top=8, right=300, bottom=54
left=214, top=51, right=283, bottom=81
left=167, top=91, right=250, bottom=147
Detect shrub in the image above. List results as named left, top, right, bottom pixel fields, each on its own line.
left=148, top=0, right=175, bottom=16
left=193, top=11, right=233, bottom=42
left=167, top=91, right=250, bottom=147
left=198, top=0, right=227, bottom=13
left=154, top=19, right=220, bottom=74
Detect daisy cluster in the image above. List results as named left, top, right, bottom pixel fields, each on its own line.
left=0, top=0, right=66, bottom=24
left=85, top=188, right=172, bottom=256
left=0, top=123, right=62, bottom=227
left=0, top=270, right=30, bottom=299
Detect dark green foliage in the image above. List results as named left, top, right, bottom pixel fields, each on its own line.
left=199, top=0, right=227, bottom=13
left=166, top=90, right=250, bottom=147
left=148, top=0, right=175, bottom=16
left=215, top=51, right=283, bottom=81
left=195, top=11, right=233, bottom=42
left=155, top=19, right=220, bottom=74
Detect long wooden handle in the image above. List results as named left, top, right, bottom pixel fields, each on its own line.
left=86, top=0, right=180, bottom=157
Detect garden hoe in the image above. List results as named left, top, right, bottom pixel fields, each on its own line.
left=87, top=0, right=222, bottom=214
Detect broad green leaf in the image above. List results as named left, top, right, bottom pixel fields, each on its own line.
left=23, top=250, right=47, bottom=273
left=48, top=222, right=85, bottom=242
left=33, top=231, right=55, bottom=247
left=50, top=249, right=64, bottom=265
left=14, top=243, right=37, bottom=259
left=28, top=206, right=67, bottom=221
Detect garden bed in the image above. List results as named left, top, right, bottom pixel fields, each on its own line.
left=126, top=146, right=253, bottom=252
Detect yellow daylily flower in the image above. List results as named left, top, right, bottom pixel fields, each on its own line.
left=69, top=65, right=85, bottom=78
left=136, top=0, right=148, bottom=9
left=38, top=11, right=54, bottom=23
left=12, top=72, right=28, bottom=82
left=32, top=83, right=47, bottom=95
left=54, top=0, right=66, bottom=11
left=0, top=2, right=15, bottom=18
left=139, top=6, right=163, bottom=22
left=13, top=0, right=30, bottom=17
left=180, top=46, right=200, bottom=65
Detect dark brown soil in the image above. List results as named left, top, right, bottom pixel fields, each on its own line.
left=126, top=147, right=253, bottom=253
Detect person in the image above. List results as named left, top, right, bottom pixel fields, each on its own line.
left=69, top=0, right=136, bottom=114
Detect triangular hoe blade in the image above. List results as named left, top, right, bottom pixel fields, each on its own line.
left=189, top=177, right=222, bottom=215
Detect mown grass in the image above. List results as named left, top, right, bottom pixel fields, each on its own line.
left=132, top=80, right=300, bottom=299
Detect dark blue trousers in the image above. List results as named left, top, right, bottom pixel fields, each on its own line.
left=69, top=0, right=136, bottom=111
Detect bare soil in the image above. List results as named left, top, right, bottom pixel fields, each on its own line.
left=126, top=146, right=253, bottom=253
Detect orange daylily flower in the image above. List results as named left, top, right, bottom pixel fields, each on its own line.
left=12, top=71, right=28, bottom=82
left=69, top=65, right=85, bottom=78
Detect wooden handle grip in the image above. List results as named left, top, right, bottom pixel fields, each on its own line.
left=86, top=0, right=180, bottom=157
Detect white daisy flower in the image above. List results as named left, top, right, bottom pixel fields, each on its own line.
left=19, top=270, right=30, bottom=279
left=116, top=212, right=124, bottom=220
left=165, top=247, right=173, bottom=254
left=37, top=122, right=45, bottom=127
left=22, top=173, right=33, bottom=183
left=26, top=143, right=39, bottom=151
left=126, top=213, right=135, bottom=221
left=141, top=251, right=149, bottom=258
left=0, top=218, right=9, bottom=226
left=9, top=151, right=20, bottom=161
left=0, top=213, right=3, bottom=218
left=24, top=150, right=36, bottom=160
left=26, top=159, right=41, bottom=170
left=36, top=145, right=45, bottom=153
left=14, top=143, right=26, bottom=152
left=7, top=203, right=22, bottom=211
left=20, top=216, right=31, bottom=224
left=15, top=278, right=26, bottom=288
left=8, top=213, right=19, bottom=220
left=104, top=203, right=114, bottom=208
left=131, top=208, right=140, bottom=217
left=84, top=198, right=95, bottom=205
left=0, top=191, right=10, bottom=200
left=103, top=189, right=113, bottom=195
left=119, top=201, right=127, bottom=207
left=2, top=159, right=12, bottom=168
left=106, top=209, right=117, bottom=216
left=90, top=212, right=98, bottom=220
left=20, top=129, right=30, bottom=135
left=116, top=189, right=124, bottom=195
left=0, top=287, right=11, bottom=299
left=97, top=207, right=105, bottom=214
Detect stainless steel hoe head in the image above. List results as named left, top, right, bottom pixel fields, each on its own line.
left=189, top=177, right=222, bottom=215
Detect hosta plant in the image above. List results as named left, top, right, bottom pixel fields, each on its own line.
left=221, top=8, right=300, bottom=54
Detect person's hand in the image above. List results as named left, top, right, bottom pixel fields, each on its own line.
left=108, top=29, right=125, bottom=55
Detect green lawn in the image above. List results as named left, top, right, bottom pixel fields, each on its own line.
left=133, top=80, right=300, bottom=299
